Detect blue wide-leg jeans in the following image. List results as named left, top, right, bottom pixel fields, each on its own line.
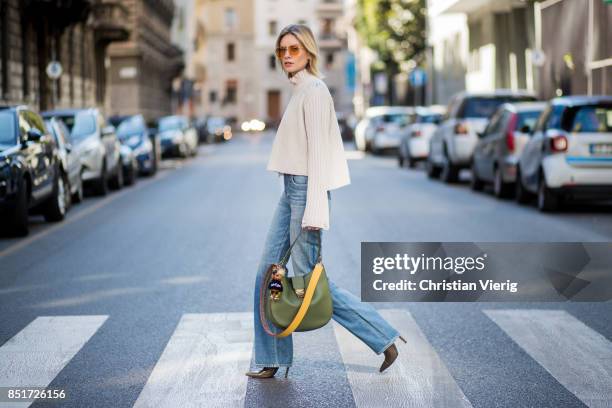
left=252, top=174, right=400, bottom=368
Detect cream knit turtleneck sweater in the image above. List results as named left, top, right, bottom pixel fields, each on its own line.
left=266, top=69, right=351, bottom=230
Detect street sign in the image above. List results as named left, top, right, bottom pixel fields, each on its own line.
left=409, top=68, right=427, bottom=87
left=532, top=49, right=546, bottom=67
left=46, top=61, right=63, bottom=80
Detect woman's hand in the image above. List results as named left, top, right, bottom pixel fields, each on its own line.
left=303, top=226, right=321, bottom=231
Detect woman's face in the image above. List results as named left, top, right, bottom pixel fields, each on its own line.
left=278, top=34, right=309, bottom=74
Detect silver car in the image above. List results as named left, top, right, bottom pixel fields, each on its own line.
left=427, top=90, right=536, bottom=183
left=42, top=108, right=122, bottom=196
left=398, top=106, right=445, bottom=168
left=471, top=102, right=546, bottom=197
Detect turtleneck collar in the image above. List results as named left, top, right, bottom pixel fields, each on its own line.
left=289, top=68, right=311, bottom=86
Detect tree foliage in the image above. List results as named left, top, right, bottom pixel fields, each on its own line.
left=355, top=0, right=427, bottom=71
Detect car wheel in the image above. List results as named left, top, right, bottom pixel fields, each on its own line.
left=470, top=161, right=484, bottom=191
left=7, top=176, right=29, bottom=236
left=43, top=171, right=68, bottom=222
left=515, top=168, right=531, bottom=204
left=407, top=155, right=416, bottom=169
left=440, top=148, right=459, bottom=183
left=109, top=162, right=124, bottom=190
left=537, top=171, right=558, bottom=212
left=93, top=161, right=109, bottom=196
left=426, top=157, right=440, bottom=179
left=124, top=164, right=136, bottom=186
left=493, top=166, right=512, bottom=199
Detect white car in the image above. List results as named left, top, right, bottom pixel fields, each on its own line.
left=354, top=106, right=413, bottom=152
left=42, top=108, right=123, bottom=196
left=427, top=90, right=536, bottom=183
left=516, top=96, right=612, bottom=211
left=398, top=106, right=445, bottom=168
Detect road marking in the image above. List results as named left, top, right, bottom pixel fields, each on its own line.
left=0, top=168, right=172, bottom=259
left=485, top=309, right=612, bottom=408
left=0, top=315, right=108, bottom=407
left=333, top=309, right=473, bottom=408
left=133, top=313, right=253, bottom=408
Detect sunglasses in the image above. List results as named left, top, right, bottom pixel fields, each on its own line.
left=275, top=45, right=302, bottom=58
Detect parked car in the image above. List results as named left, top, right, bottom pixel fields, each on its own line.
left=516, top=96, right=612, bottom=211
left=116, top=115, right=157, bottom=176
left=370, top=107, right=414, bottom=155
left=471, top=102, right=546, bottom=197
left=158, top=115, right=198, bottom=158
left=45, top=117, right=85, bottom=204
left=354, top=106, right=413, bottom=152
left=337, top=112, right=355, bottom=142
left=42, top=108, right=123, bottom=195
left=193, top=116, right=209, bottom=143
left=398, top=106, right=445, bottom=168
left=427, top=90, right=537, bottom=182
left=118, top=144, right=137, bottom=186
left=0, top=106, right=67, bottom=236
left=206, top=116, right=232, bottom=143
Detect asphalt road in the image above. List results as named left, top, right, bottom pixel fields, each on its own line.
left=0, top=131, right=611, bottom=408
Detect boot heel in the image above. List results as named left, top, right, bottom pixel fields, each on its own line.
left=399, top=335, right=407, bottom=344
left=285, top=367, right=290, bottom=378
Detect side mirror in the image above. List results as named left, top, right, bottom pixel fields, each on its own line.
left=25, top=128, right=44, bottom=142
left=101, top=125, right=115, bottom=137
left=520, top=125, right=531, bottom=134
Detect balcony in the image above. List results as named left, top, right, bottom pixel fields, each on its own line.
left=316, top=0, right=343, bottom=17
left=91, top=1, right=130, bottom=43
left=23, top=0, right=92, bottom=30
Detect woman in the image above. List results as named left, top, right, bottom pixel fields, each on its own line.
left=246, top=24, right=405, bottom=380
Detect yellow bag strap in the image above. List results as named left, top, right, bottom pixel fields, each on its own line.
left=275, top=263, right=324, bottom=338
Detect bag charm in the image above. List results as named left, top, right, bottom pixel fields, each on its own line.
left=268, top=265, right=285, bottom=301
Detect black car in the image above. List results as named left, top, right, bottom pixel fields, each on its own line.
left=0, top=106, right=68, bottom=236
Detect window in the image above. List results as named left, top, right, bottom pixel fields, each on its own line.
left=225, top=80, right=237, bottom=104
left=269, top=54, right=276, bottom=70
left=225, top=8, right=237, bottom=30
left=227, top=43, right=235, bottom=61
left=322, top=18, right=333, bottom=37
left=209, top=91, right=217, bottom=103
left=268, top=20, right=277, bottom=36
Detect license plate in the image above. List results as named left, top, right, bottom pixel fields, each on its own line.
left=590, top=143, right=612, bottom=156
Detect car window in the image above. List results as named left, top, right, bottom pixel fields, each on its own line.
left=117, top=115, right=145, bottom=137
left=159, top=116, right=183, bottom=131
left=515, top=110, right=542, bottom=133
left=484, top=110, right=504, bottom=135
left=563, top=104, right=612, bottom=133
left=458, top=96, right=535, bottom=119
left=419, top=113, right=442, bottom=124
left=382, top=113, right=410, bottom=126
left=546, top=105, right=564, bottom=130
left=58, top=112, right=96, bottom=140
left=0, top=111, right=16, bottom=145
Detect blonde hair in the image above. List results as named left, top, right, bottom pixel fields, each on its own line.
left=275, top=24, right=321, bottom=79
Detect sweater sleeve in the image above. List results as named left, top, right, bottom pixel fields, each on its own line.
left=301, top=83, right=331, bottom=230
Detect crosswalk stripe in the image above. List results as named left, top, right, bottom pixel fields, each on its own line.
left=0, top=315, right=108, bottom=407
left=133, top=313, right=253, bottom=408
left=485, top=309, right=612, bottom=408
left=333, top=309, right=473, bottom=408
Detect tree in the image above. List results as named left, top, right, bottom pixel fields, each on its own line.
left=355, top=0, right=427, bottom=104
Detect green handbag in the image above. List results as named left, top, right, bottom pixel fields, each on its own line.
left=259, top=229, right=333, bottom=337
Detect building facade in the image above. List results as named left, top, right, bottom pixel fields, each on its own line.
left=106, top=0, right=183, bottom=122
left=537, top=0, right=612, bottom=98
left=193, top=0, right=256, bottom=127
left=0, top=0, right=125, bottom=112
